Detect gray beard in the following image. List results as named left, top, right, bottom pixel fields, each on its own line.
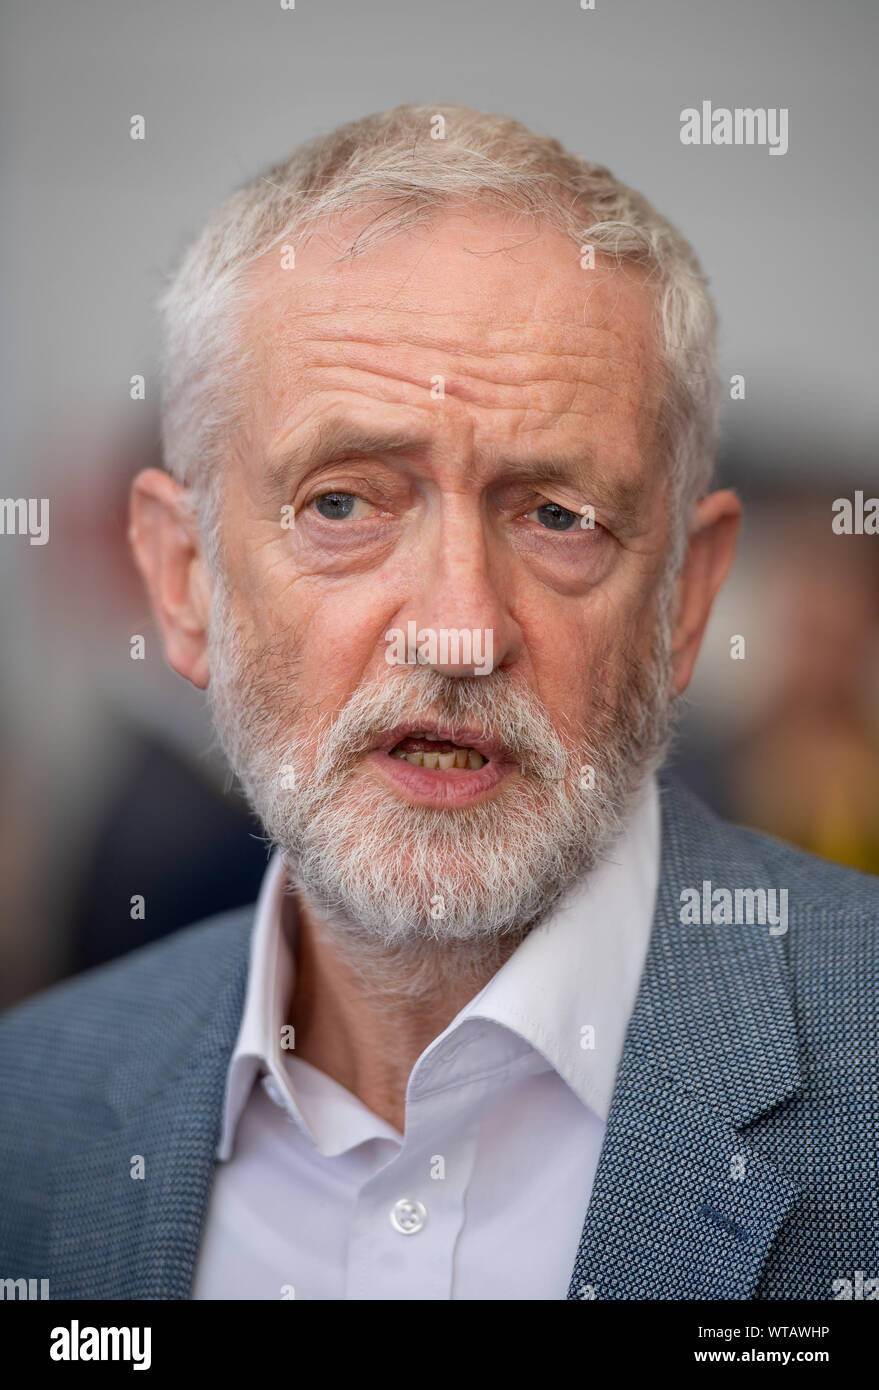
left=206, top=577, right=677, bottom=997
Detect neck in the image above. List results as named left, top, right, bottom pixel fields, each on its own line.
left=285, top=882, right=520, bottom=1134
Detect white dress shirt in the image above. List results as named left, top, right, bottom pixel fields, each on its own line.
left=191, top=776, right=660, bottom=1300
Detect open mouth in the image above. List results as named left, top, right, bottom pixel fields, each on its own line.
left=367, top=722, right=511, bottom=805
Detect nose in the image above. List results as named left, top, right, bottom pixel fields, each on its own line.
left=391, top=496, right=522, bottom=677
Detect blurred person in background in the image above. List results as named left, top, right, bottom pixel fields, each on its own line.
left=726, top=502, right=879, bottom=872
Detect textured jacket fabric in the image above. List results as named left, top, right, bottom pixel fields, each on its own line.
left=1, top=774, right=877, bottom=1300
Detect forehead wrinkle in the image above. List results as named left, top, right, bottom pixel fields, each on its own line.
left=250, top=302, right=657, bottom=411
left=266, top=301, right=638, bottom=333
left=266, top=319, right=645, bottom=372
left=250, top=278, right=652, bottom=345
left=267, top=340, right=652, bottom=417
left=251, top=328, right=660, bottom=442
left=248, top=347, right=663, bottom=486
left=282, top=364, right=663, bottom=453
left=242, top=235, right=661, bottom=391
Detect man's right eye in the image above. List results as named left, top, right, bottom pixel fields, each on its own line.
left=311, top=492, right=370, bottom=521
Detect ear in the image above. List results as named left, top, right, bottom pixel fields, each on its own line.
left=128, top=468, right=213, bottom=689
left=670, top=488, right=742, bottom=696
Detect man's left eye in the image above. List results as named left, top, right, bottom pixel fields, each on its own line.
left=311, top=492, right=371, bottom=521
left=525, top=501, right=582, bottom=532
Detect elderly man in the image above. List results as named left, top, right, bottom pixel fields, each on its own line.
left=1, top=104, right=877, bottom=1303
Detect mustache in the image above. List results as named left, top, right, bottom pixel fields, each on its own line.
left=309, top=666, right=571, bottom=784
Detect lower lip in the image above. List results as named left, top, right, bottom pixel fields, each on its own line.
left=366, top=749, right=514, bottom=806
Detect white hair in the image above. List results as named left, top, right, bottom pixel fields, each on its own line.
left=158, top=102, right=720, bottom=576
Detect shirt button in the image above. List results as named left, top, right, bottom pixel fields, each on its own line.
left=390, top=1198, right=427, bottom=1235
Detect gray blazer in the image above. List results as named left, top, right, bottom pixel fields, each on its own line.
left=1, top=775, right=877, bottom=1299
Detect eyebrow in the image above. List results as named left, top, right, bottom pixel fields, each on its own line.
left=263, top=416, right=650, bottom=532
left=496, top=458, right=646, bottom=532
left=264, top=420, right=432, bottom=501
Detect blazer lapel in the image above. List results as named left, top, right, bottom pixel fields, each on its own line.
left=47, top=913, right=253, bottom=1299
left=567, top=776, right=802, bottom=1300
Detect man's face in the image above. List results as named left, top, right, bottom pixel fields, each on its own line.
left=199, top=204, right=677, bottom=948
left=223, top=206, right=670, bottom=735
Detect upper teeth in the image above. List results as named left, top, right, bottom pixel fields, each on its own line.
left=391, top=743, right=485, bottom=770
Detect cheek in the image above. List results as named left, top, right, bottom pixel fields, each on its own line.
left=519, top=609, right=600, bottom=726
left=533, top=601, right=644, bottom=726
left=258, top=579, right=396, bottom=709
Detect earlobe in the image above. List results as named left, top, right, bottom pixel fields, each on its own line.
left=670, top=488, right=742, bottom=696
left=128, top=468, right=212, bottom=690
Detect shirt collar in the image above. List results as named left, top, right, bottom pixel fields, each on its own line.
left=215, top=850, right=293, bottom=1160
left=449, top=775, right=660, bottom=1120
left=217, top=775, right=660, bottom=1157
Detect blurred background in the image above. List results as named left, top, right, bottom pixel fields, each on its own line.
left=1, top=0, right=877, bottom=1007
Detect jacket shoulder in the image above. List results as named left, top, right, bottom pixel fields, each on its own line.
left=0, top=905, right=255, bottom=1106
left=660, top=773, right=879, bottom=922
left=734, top=823, right=879, bottom=916
left=0, top=906, right=255, bottom=1274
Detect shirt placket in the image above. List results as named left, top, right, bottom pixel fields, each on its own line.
left=344, top=1046, right=488, bottom=1300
